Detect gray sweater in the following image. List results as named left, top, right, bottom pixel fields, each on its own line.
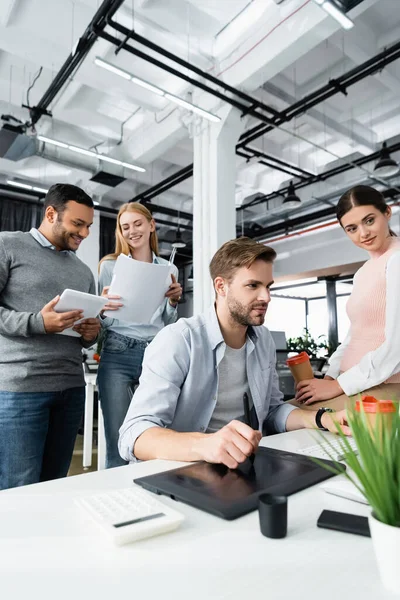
left=0, top=231, right=96, bottom=392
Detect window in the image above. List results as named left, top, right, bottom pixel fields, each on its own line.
left=266, top=297, right=306, bottom=339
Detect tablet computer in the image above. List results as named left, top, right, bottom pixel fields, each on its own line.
left=134, top=447, right=343, bottom=520
left=55, top=289, right=107, bottom=337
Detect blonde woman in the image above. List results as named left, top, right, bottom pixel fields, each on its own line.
left=97, top=203, right=182, bottom=468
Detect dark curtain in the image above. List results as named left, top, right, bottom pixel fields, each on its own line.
left=0, top=196, right=42, bottom=232
left=100, top=215, right=116, bottom=259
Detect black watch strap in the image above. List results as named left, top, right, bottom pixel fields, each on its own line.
left=315, top=407, right=334, bottom=431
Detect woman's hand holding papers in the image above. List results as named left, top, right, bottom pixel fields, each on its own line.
left=100, top=286, right=123, bottom=312
left=196, top=420, right=262, bottom=470
left=165, top=274, right=183, bottom=307
left=72, top=318, right=101, bottom=342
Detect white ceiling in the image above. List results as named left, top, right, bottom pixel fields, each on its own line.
left=1, top=0, right=400, bottom=244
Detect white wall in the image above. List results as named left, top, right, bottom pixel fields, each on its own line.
left=272, top=214, right=400, bottom=280
left=76, top=211, right=100, bottom=287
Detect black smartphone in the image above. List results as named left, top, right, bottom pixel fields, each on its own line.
left=317, top=510, right=371, bottom=537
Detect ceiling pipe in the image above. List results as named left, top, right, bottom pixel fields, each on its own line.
left=105, top=16, right=280, bottom=120
left=128, top=41, right=400, bottom=208
left=26, top=0, right=125, bottom=127
left=238, top=39, right=400, bottom=147
left=142, top=202, right=192, bottom=221
left=252, top=188, right=400, bottom=240
left=95, top=29, right=277, bottom=129
left=244, top=141, right=400, bottom=210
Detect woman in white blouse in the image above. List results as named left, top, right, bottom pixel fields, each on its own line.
left=295, top=185, right=400, bottom=407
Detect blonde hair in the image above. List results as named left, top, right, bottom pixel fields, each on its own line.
left=99, top=203, right=159, bottom=269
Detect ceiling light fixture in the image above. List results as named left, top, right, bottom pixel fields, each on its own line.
left=312, top=0, right=354, bottom=30
left=282, top=182, right=302, bottom=209
left=37, top=135, right=145, bottom=172
left=373, top=142, right=400, bottom=178
left=7, top=180, right=48, bottom=193
left=94, top=57, right=221, bottom=123
left=171, top=226, right=187, bottom=249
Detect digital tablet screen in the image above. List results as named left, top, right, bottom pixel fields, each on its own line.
left=167, top=454, right=313, bottom=503
left=135, top=447, right=340, bottom=520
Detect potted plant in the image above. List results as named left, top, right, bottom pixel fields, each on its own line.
left=287, top=328, right=334, bottom=358
left=317, top=396, right=400, bottom=594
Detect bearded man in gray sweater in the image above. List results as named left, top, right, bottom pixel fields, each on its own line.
left=0, top=183, right=100, bottom=490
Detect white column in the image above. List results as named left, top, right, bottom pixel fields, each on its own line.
left=192, top=107, right=245, bottom=314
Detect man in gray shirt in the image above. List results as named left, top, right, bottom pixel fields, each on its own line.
left=119, top=237, right=349, bottom=467
left=0, top=184, right=100, bottom=490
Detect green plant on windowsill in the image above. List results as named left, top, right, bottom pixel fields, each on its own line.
left=315, top=398, right=400, bottom=594
left=286, top=328, right=334, bottom=358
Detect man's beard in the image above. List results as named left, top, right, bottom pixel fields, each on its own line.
left=227, top=294, right=267, bottom=327
left=52, top=217, right=76, bottom=251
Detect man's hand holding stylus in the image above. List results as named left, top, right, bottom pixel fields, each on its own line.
left=195, top=420, right=261, bottom=469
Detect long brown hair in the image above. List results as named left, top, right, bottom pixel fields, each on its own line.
left=336, top=185, right=396, bottom=236
left=99, top=203, right=159, bottom=268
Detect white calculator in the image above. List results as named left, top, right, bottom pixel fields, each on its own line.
left=75, top=486, right=184, bottom=545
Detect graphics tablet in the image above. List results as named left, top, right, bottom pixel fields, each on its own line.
left=134, top=447, right=343, bottom=520
left=55, top=289, right=107, bottom=337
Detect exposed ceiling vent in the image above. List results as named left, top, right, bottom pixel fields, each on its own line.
left=90, top=170, right=126, bottom=187
left=0, top=124, right=36, bottom=161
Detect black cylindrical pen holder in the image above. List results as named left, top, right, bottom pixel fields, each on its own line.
left=258, top=493, right=287, bottom=539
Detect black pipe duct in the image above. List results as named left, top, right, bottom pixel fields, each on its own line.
left=253, top=188, right=400, bottom=240
left=243, top=141, right=400, bottom=210
left=127, top=40, right=400, bottom=210
left=142, top=202, right=193, bottom=221
left=27, top=0, right=125, bottom=127
left=238, top=39, right=400, bottom=147
left=106, top=17, right=280, bottom=120
left=95, top=29, right=277, bottom=129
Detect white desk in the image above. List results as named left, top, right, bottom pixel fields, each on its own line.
left=0, top=430, right=390, bottom=600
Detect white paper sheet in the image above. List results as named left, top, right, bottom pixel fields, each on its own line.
left=103, top=254, right=172, bottom=324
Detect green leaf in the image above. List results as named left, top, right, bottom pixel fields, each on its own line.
left=314, top=399, right=400, bottom=527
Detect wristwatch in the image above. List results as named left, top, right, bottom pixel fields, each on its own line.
left=315, top=407, right=334, bottom=431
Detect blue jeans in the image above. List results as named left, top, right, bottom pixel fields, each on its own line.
left=0, top=387, right=85, bottom=491
left=97, top=331, right=148, bottom=469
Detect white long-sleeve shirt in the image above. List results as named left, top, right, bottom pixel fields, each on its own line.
left=326, top=251, right=400, bottom=396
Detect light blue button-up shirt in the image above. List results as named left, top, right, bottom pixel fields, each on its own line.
left=98, top=253, right=178, bottom=341
left=118, top=305, right=297, bottom=461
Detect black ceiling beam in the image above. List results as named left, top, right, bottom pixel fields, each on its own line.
left=106, top=17, right=280, bottom=120
left=241, top=148, right=315, bottom=178
left=252, top=187, right=400, bottom=240
left=236, top=149, right=314, bottom=181
left=154, top=217, right=192, bottom=231
left=243, top=141, right=400, bottom=210
left=143, top=202, right=193, bottom=221
left=96, top=29, right=278, bottom=128
left=238, top=39, right=400, bottom=147
left=28, top=0, right=125, bottom=127
left=127, top=41, right=400, bottom=208
left=131, top=165, right=193, bottom=203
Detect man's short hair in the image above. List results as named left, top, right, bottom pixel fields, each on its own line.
left=43, top=184, right=93, bottom=214
left=209, top=237, right=276, bottom=283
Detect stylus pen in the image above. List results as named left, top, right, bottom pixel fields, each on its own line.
left=243, top=392, right=255, bottom=463
left=243, top=392, right=251, bottom=427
